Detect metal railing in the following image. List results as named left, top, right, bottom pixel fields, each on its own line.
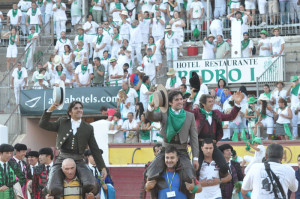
left=256, top=55, right=285, bottom=97
left=3, top=105, right=22, bottom=143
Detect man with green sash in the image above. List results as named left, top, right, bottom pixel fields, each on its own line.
left=26, top=2, right=42, bottom=33
left=241, top=32, right=253, bottom=58
left=0, top=144, right=26, bottom=199
left=165, top=68, right=182, bottom=91
left=145, top=88, right=199, bottom=198
left=287, top=75, right=300, bottom=139
left=214, top=35, right=230, bottom=59
left=25, top=26, right=39, bottom=71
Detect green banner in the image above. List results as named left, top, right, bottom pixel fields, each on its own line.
left=20, top=87, right=121, bottom=115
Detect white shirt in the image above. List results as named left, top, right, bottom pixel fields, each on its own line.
left=164, top=31, right=179, bottom=48
left=54, top=38, right=73, bottom=57
left=140, top=83, right=150, bottom=108
left=122, top=119, right=138, bottom=136
left=71, top=118, right=81, bottom=135
left=129, top=26, right=143, bottom=45
left=152, top=17, right=165, bottom=37
left=74, top=34, right=89, bottom=53
left=110, top=2, right=125, bottom=22
left=109, top=64, right=124, bottom=86
left=44, top=0, right=54, bottom=14
left=93, top=0, right=103, bottom=10
left=7, top=9, right=22, bottom=25
left=83, top=21, right=99, bottom=35
left=195, top=160, right=222, bottom=199
left=52, top=3, right=67, bottom=21
left=290, top=85, right=300, bottom=108
left=13, top=156, right=24, bottom=171
left=242, top=162, right=298, bottom=198
left=202, top=40, right=215, bottom=60
left=190, top=1, right=204, bottom=18
left=73, top=48, right=87, bottom=63
left=222, top=121, right=230, bottom=139
left=241, top=39, right=254, bottom=58
left=45, top=161, right=54, bottom=171
left=272, top=89, right=287, bottom=109
left=270, top=36, right=285, bottom=55
left=143, top=55, right=157, bottom=76
left=27, top=8, right=41, bottom=24
left=30, top=162, right=39, bottom=176
left=75, top=64, right=93, bottom=85
left=33, top=80, right=49, bottom=89
left=18, top=0, right=32, bottom=12
left=119, top=18, right=131, bottom=35
left=200, top=83, right=209, bottom=94
left=165, top=76, right=182, bottom=90
left=12, top=67, right=28, bottom=85
left=258, top=38, right=271, bottom=57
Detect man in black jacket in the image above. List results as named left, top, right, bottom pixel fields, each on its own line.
left=218, top=144, right=244, bottom=199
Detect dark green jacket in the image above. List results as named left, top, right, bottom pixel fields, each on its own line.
left=39, top=111, right=106, bottom=170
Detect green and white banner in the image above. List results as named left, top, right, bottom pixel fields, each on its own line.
left=20, top=87, right=121, bottom=115
left=174, top=57, right=284, bottom=84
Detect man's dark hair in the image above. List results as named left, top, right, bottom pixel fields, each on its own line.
left=180, top=84, right=187, bottom=89
left=127, top=112, right=134, bottom=117
left=232, top=150, right=237, bottom=157
left=87, top=14, right=93, bottom=19
left=199, top=94, right=214, bottom=108
left=121, top=46, right=127, bottom=51
left=113, top=112, right=121, bottom=119
left=168, top=91, right=183, bottom=103
left=124, top=69, right=128, bottom=73
left=201, top=138, right=214, bottom=147
left=142, top=75, right=149, bottom=83
left=224, top=86, right=230, bottom=90
left=165, top=146, right=178, bottom=155
left=94, top=57, right=100, bottom=62
left=123, top=63, right=129, bottom=68
left=181, top=76, right=186, bottom=80
left=218, top=144, right=233, bottom=153
left=39, top=68, right=46, bottom=73
left=67, top=101, right=83, bottom=118
left=153, top=143, right=162, bottom=153
left=266, top=143, right=283, bottom=160
left=100, top=106, right=107, bottom=112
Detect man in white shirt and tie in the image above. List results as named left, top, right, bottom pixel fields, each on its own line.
left=11, top=143, right=28, bottom=176
left=26, top=151, right=39, bottom=178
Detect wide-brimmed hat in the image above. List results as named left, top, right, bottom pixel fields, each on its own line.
left=153, top=84, right=168, bottom=113
left=137, top=66, right=144, bottom=73
left=109, top=57, right=117, bottom=62
left=189, top=72, right=200, bottom=90
left=167, top=68, right=176, bottom=76
left=52, top=81, right=65, bottom=110
left=253, top=137, right=262, bottom=144
left=247, top=96, right=257, bottom=104
left=260, top=30, right=268, bottom=36
left=207, top=34, right=215, bottom=39
left=36, top=74, right=44, bottom=80
left=165, top=25, right=172, bottom=32
left=121, top=10, right=128, bottom=16
left=290, top=75, right=299, bottom=82
left=258, top=93, right=269, bottom=101
left=53, top=55, right=62, bottom=66
left=273, top=27, right=280, bottom=32
left=77, top=25, right=84, bottom=30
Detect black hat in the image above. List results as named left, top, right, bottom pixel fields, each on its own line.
left=14, top=143, right=27, bottom=151
left=183, top=93, right=191, bottom=99
left=39, top=148, right=53, bottom=156
left=189, top=72, right=200, bottom=91
left=0, top=144, right=14, bottom=153
left=84, top=149, right=103, bottom=156
left=218, top=144, right=233, bottom=152
left=26, top=151, right=39, bottom=158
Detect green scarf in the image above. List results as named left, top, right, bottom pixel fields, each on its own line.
left=81, top=64, right=88, bottom=74
left=96, top=34, right=103, bottom=44
left=113, top=33, right=119, bottom=41
left=9, top=34, right=16, bottom=45
left=94, top=0, right=99, bottom=3
left=12, top=9, right=18, bottom=18
left=156, top=16, right=161, bottom=23
left=241, top=39, right=250, bottom=50
left=216, top=41, right=225, bottom=48
left=115, top=2, right=121, bottom=9
left=167, top=31, right=174, bottom=39
left=142, top=83, right=150, bottom=90
left=123, top=88, right=129, bottom=94
left=131, top=25, right=137, bottom=29
left=166, top=108, right=186, bottom=142
left=31, top=8, right=37, bottom=16
left=28, top=33, right=34, bottom=41
left=78, top=34, right=84, bottom=41
left=75, top=47, right=83, bottom=52
left=206, top=39, right=213, bottom=45
left=57, top=70, right=63, bottom=76
left=264, top=92, right=271, bottom=99
left=170, top=76, right=176, bottom=87
left=146, top=55, right=153, bottom=62
left=37, top=0, right=43, bottom=6
left=17, top=70, right=22, bottom=79
left=56, top=3, right=61, bottom=9
left=168, top=2, right=175, bottom=12
left=200, top=108, right=213, bottom=120
left=237, top=18, right=243, bottom=25
left=59, top=38, right=67, bottom=44
left=291, top=83, right=300, bottom=96
left=260, top=112, right=267, bottom=119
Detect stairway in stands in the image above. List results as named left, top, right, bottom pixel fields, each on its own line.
left=109, top=166, right=151, bottom=199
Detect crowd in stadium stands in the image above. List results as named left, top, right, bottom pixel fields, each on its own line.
left=0, top=0, right=296, bottom=144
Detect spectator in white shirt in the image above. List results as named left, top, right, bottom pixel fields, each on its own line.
left=61, top=45, right=74, bottom=68
left=121, top=112, right=139, bottom=143
left=202, top=34, right=215, bottom=60
left=164, top=25, right=179, bottom=68
left=169, top=11, right=185, bottom=57
left=165, top=68, right=182, bottom=90
left=11, top=62, right=28, bottom=104
left=271, top=81, right=287, bottom=110
left=241, top=32, right=253, bottom=58
left=110, top=0, right=125, bottom=24
left=140, top=75, right=153, bottom=111
left=109, top=57, right=124, bottom=86
left=142, top=48, right=158, bottom=84
left=18, top=0, right=32, bottom=35
left=6, top=27, right=19, bottom=72
left=68, top=0, right=82, bottom=26
left=129, top=19, right=143, bottom=66
left=84, top=14, right=100, bottom=58
left=91, top=0, right=104, bottom=23
left=151, top=11, right=165, bottom=42
left=54, top=31, right=73, bottom=57
left=75, top=57, right=93, bottom=87
left=93, top=27, right=108, bottom=59
left=6, top=4, right=22, bottom=29
left=52, top=0, right=67, bottom=39
left=54, top=73, right=72, bottom=88
left=139, top=11, right=152, bottom=48
left=33, top=74, right=49, bottom=89
left=117, top=81, right=138, bottom=119
left=119, top=10, right=131, bottom=41
left=110, top=112, right=125, bottom=143
left=190, top=0, right=204, bottom=37
left=270, top=27, right=285, bottom=58
left=26, top=2, right=43, bottom=33
left=111, top=27, right=122, bottom=58
left=43, top=0, right=55, bottom=33
left=74, top=26, right=90, bottom=58
left=257, top=30, right=271, bottom=57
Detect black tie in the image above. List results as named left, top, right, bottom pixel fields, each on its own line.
left=93, top=166, right=99, bottom=178
left=3, top=163, right=7, bottom=184
left=18, top=161, right=22, bottom=171
left=46, top=165, right=50, bottom=174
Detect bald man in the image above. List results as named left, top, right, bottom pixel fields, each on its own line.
left=46, top=158, right=95, bottom=199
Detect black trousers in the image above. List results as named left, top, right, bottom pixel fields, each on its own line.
left=45, top=154, right=100, bottom=199
left=198, top=143, right=229, bottom=177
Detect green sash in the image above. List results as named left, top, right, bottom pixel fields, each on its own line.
left=206, top=39, right=213, bottom=45
left=123, top=88, right=129, bottom=94
left=78, top=34, right=84, bottom=41
left=31, top=8, right=37, bottom=16
left=166, top=108, right=186, bottom=142
left=12, top=9, right=18, bottom=18
left=57, top=70, right=63, bottom=76
left=96, top=34, right=103, bottom=44
left=170, top=76, right=176, bottom=87
left=241, top=39, right=250, bottom=50
left=113, top=33, right=119, bottom=41
left=200, top=108, right=213, bottom=120
left=17, top=70, right=22, bottom=79
left=264, top=92, right=271, bottom=99
left=216, top=41, right=225, bottom=48
left=81, top=64, right=88, bottom=74
left=9, top=34, right=16, bottom=45
left=291, top=84, right=300, bottom=96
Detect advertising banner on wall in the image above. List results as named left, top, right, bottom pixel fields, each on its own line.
left=20, top=86, right=121, bottom=115
left=173, top=56, right=284, bottom=84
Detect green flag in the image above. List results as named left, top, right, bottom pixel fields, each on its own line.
left=240, top=128, right=249, bottom=142
left=283, top=124, right=293, bottom=140
left=232, top=128, right=239, bottom=141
